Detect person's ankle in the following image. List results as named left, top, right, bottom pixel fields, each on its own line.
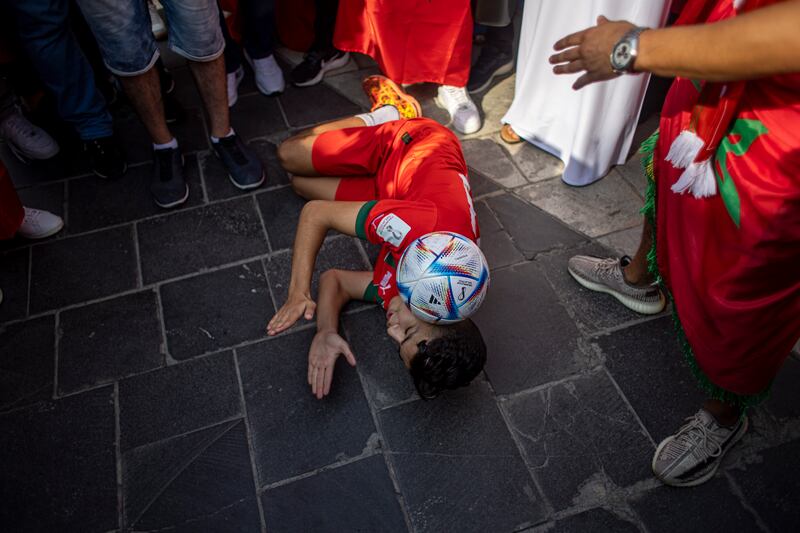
left=622, top=264, right=653, bottom=287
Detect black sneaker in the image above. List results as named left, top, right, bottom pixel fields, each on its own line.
left=151, top=147, right=189, bottom=208
left=213, top=134, right=265, bottom=190
left=467, top=46, right=514, bottom=94
left=84, top=136, right=127, bottom=179
left=290, top=49, right=350, bottom=87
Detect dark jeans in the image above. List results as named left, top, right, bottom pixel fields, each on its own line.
left=485, top=24, right=514, bottom=56
left=0, top=0, right=113, bottom=139
left=220, top=0, right=276, bottom=74
left=312, top=0, right=339, bottom=54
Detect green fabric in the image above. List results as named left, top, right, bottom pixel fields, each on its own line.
left=638, top=129, right=768, bottom=410
left=362, top=282, right=382, bottom=306
left=356, top=200, right=378, bottom=240
left=385, top=253, right=396, bottom=268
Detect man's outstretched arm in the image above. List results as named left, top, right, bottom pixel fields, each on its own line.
left=308, top=269, right=373, bottom=399
left=267, top=200, right=366, bottom=335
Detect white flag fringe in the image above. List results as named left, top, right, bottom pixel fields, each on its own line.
left=666, top=130, right=718, bottom=198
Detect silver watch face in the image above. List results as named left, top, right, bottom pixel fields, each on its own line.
left=612, top=42, right=632, bottom=70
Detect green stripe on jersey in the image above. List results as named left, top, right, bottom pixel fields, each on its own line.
left=356, top=200, right=378, bottom=240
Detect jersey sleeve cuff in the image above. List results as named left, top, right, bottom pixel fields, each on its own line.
left=355, top=200, right=378, bottom=240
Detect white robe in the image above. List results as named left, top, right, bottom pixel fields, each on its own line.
left=502, top=1, right=671, bottom=186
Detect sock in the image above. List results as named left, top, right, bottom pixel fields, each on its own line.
left=355, top=105, right=400, bottom=127
left=211, top=128, right=235, bottom=144
left=153, top=138, right=178, bottom=150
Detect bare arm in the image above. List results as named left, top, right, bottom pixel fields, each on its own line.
left=550, top=1, right=800, bottom=89
left=307, top=269, right=373, bottom=399
left=266, top=200, right=365, bottom=335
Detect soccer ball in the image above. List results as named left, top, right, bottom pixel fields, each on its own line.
left=396, top=232, right=490, bottom=324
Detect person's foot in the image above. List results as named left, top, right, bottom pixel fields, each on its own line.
left=500, top=123, right=522, bottom=144
left=0, top=109, right=59, bottom=161
left=227, top=66, right=245, bottom=107
left=567, top=255, right=665, bottom=314
left=17, top=207, right=64, bottom=239
left=652, top=409, right=748, bottom=487
left=246, top=53, right=285, bottom=96
left=467, top=46, right=514, bottom=94
left=290, top=50, right=350, bottom=87
left=151, top=147, right=189, bottom=208
left=435, top=85, right=481, bottom=134
left=84, top=136, right=127, bottom=179
left=213, top=134, right=265, bottom=190
left=362, top=75, right=421, bottom=119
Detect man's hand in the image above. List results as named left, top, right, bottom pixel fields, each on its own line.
left=267, top=292, right=316, bottom=336
left=308, top=330, right=356, bottom=399
left=550, top=16, right=636, bottom=90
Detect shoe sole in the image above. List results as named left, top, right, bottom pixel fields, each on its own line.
left=468, top=60, right=514, bottom=94
left=652, top=416, right=749, bottom=487
left=293, top=53, right=350, bottom=87
left=362, top=75, right=422, bottom=119
left=93, top=160, right=128, bottom=180
left=18, top=218, right=64, bottom=240
left=228, top=170, right=265, bottom=191
left=7, top=140, right=59, bottom=162
left=568, top=267, right=666, bottom=315
left=154, top=183, right=190, bottom=209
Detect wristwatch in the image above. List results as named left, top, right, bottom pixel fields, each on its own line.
left=610, top=27, right=648, bottom=74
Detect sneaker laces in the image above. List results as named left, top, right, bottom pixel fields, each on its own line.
left=593, top=257, right=621, bottom=280
left=301, top=50, right=323, bottom=67
left=441, top=85, right=471, bottom=108
left=666, top=412, right=725, bottom=461
left=87, top=138, right=107, bottom=156
left=218, top=136, right=248, bottom=165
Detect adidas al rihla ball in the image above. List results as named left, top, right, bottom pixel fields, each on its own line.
left=396, top=231, right=490, bottom=324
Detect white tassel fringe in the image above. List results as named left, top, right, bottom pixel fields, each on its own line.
left=666, top=130, right=705, bottom=168
left=670, top=159, right=718, bottom=198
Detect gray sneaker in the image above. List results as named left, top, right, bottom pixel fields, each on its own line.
left=151, top=147, right=189, bottom=208
left=0, top=109, right=59, bottom=161
left=567, top=255, right=665, bottom=314
left=653, top=409, right=748, bottom=487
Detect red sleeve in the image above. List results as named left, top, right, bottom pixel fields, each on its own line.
left=355, top=199, right=438, bottom=251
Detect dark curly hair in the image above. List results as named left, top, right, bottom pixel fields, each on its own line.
left=408, top=319, right=487, bottom=400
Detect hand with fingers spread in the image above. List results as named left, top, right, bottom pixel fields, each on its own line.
left=550, top=16, right=636, bottom=90
left=267, top=291, right=316, bottom=336
left=308, top=330, right=356, bottom=399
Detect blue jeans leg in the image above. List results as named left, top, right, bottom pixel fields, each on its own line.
left=6, top=0, right=113, bottom=140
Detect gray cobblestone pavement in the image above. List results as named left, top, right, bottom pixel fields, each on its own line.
left=1, top=48, right=799, bottom=533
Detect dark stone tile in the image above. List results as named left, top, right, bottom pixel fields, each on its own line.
left=537, top=243, right=645, bottom=335
left=473, top=262, right=593, bottom=395
left=238, top=329, right=376, bottom=486
left=485, top=194, right=586, bottom=259
left=598, top=316, right=705, bottom=439
left=764, top=356, right=800, bottom=420
left=2, top=144, right=77, bottom=187
left=342, top=307, right=416, bottom=409
left=630, top=477, right=760, bottom=533
left=475, top=200, right=501, bottom=235
left=58, top=290, right=163, bottom=395
left=379, top=382, right=546, bottom=533
left=201, top=139, right=289, bottom=201
left=550, top=508, right=640, bottom=533
left=160, top=262, right=273, bottom=359
left=15, top=182, right=65, bottom=218
left=279, top=83, right=361, bottom=127
left=265, top=236, right=368, bottom=306
left=230, top=93, right=286, bottom=140
left=261, top=455, right=406, bottom=533
left=118, top=351, right=241, bottom=451
left=481, top=230, right=524, bottom=270
left=363, top=240, right=382, bottom=267
left=67, top=154, right=204, bottom=234
left=124, top=420, right=261, bottom=532
left=256, top=186, right=305, bottom=252
left=503, top=371, right=653, bottom=511
left=30, top=225, right=137, bottom=313
left=0, top=248, right=29, bottom=323
left=728, top=439, right=800, bottom=531
left=0, top=387, right=117, bottom=532
left=0, top=315, right=54, bottom=413
left=138, top=196, right=268, bottom=283
left=468, top=166, right=502, bottom=198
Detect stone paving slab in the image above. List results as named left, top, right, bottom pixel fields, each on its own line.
left=1, top=39, right=798, bottom=533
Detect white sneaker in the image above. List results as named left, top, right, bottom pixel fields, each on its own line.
left=227, top=66, right=245, bottom=107
left=17, top=207, right=64, bottom=240
left=0, top=109, right=59, bottom=161
left=245, top=53, right=285, bottom=96
left=149, top=1, right=167, bottom=40
left=435, top=85, right=482, bottom=134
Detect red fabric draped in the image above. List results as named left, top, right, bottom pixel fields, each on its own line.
left=0, top=164, right=24, bottom=240
left=334, top=0, right=472, bottom=86
left=655, top=0, right=800, bottom=396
